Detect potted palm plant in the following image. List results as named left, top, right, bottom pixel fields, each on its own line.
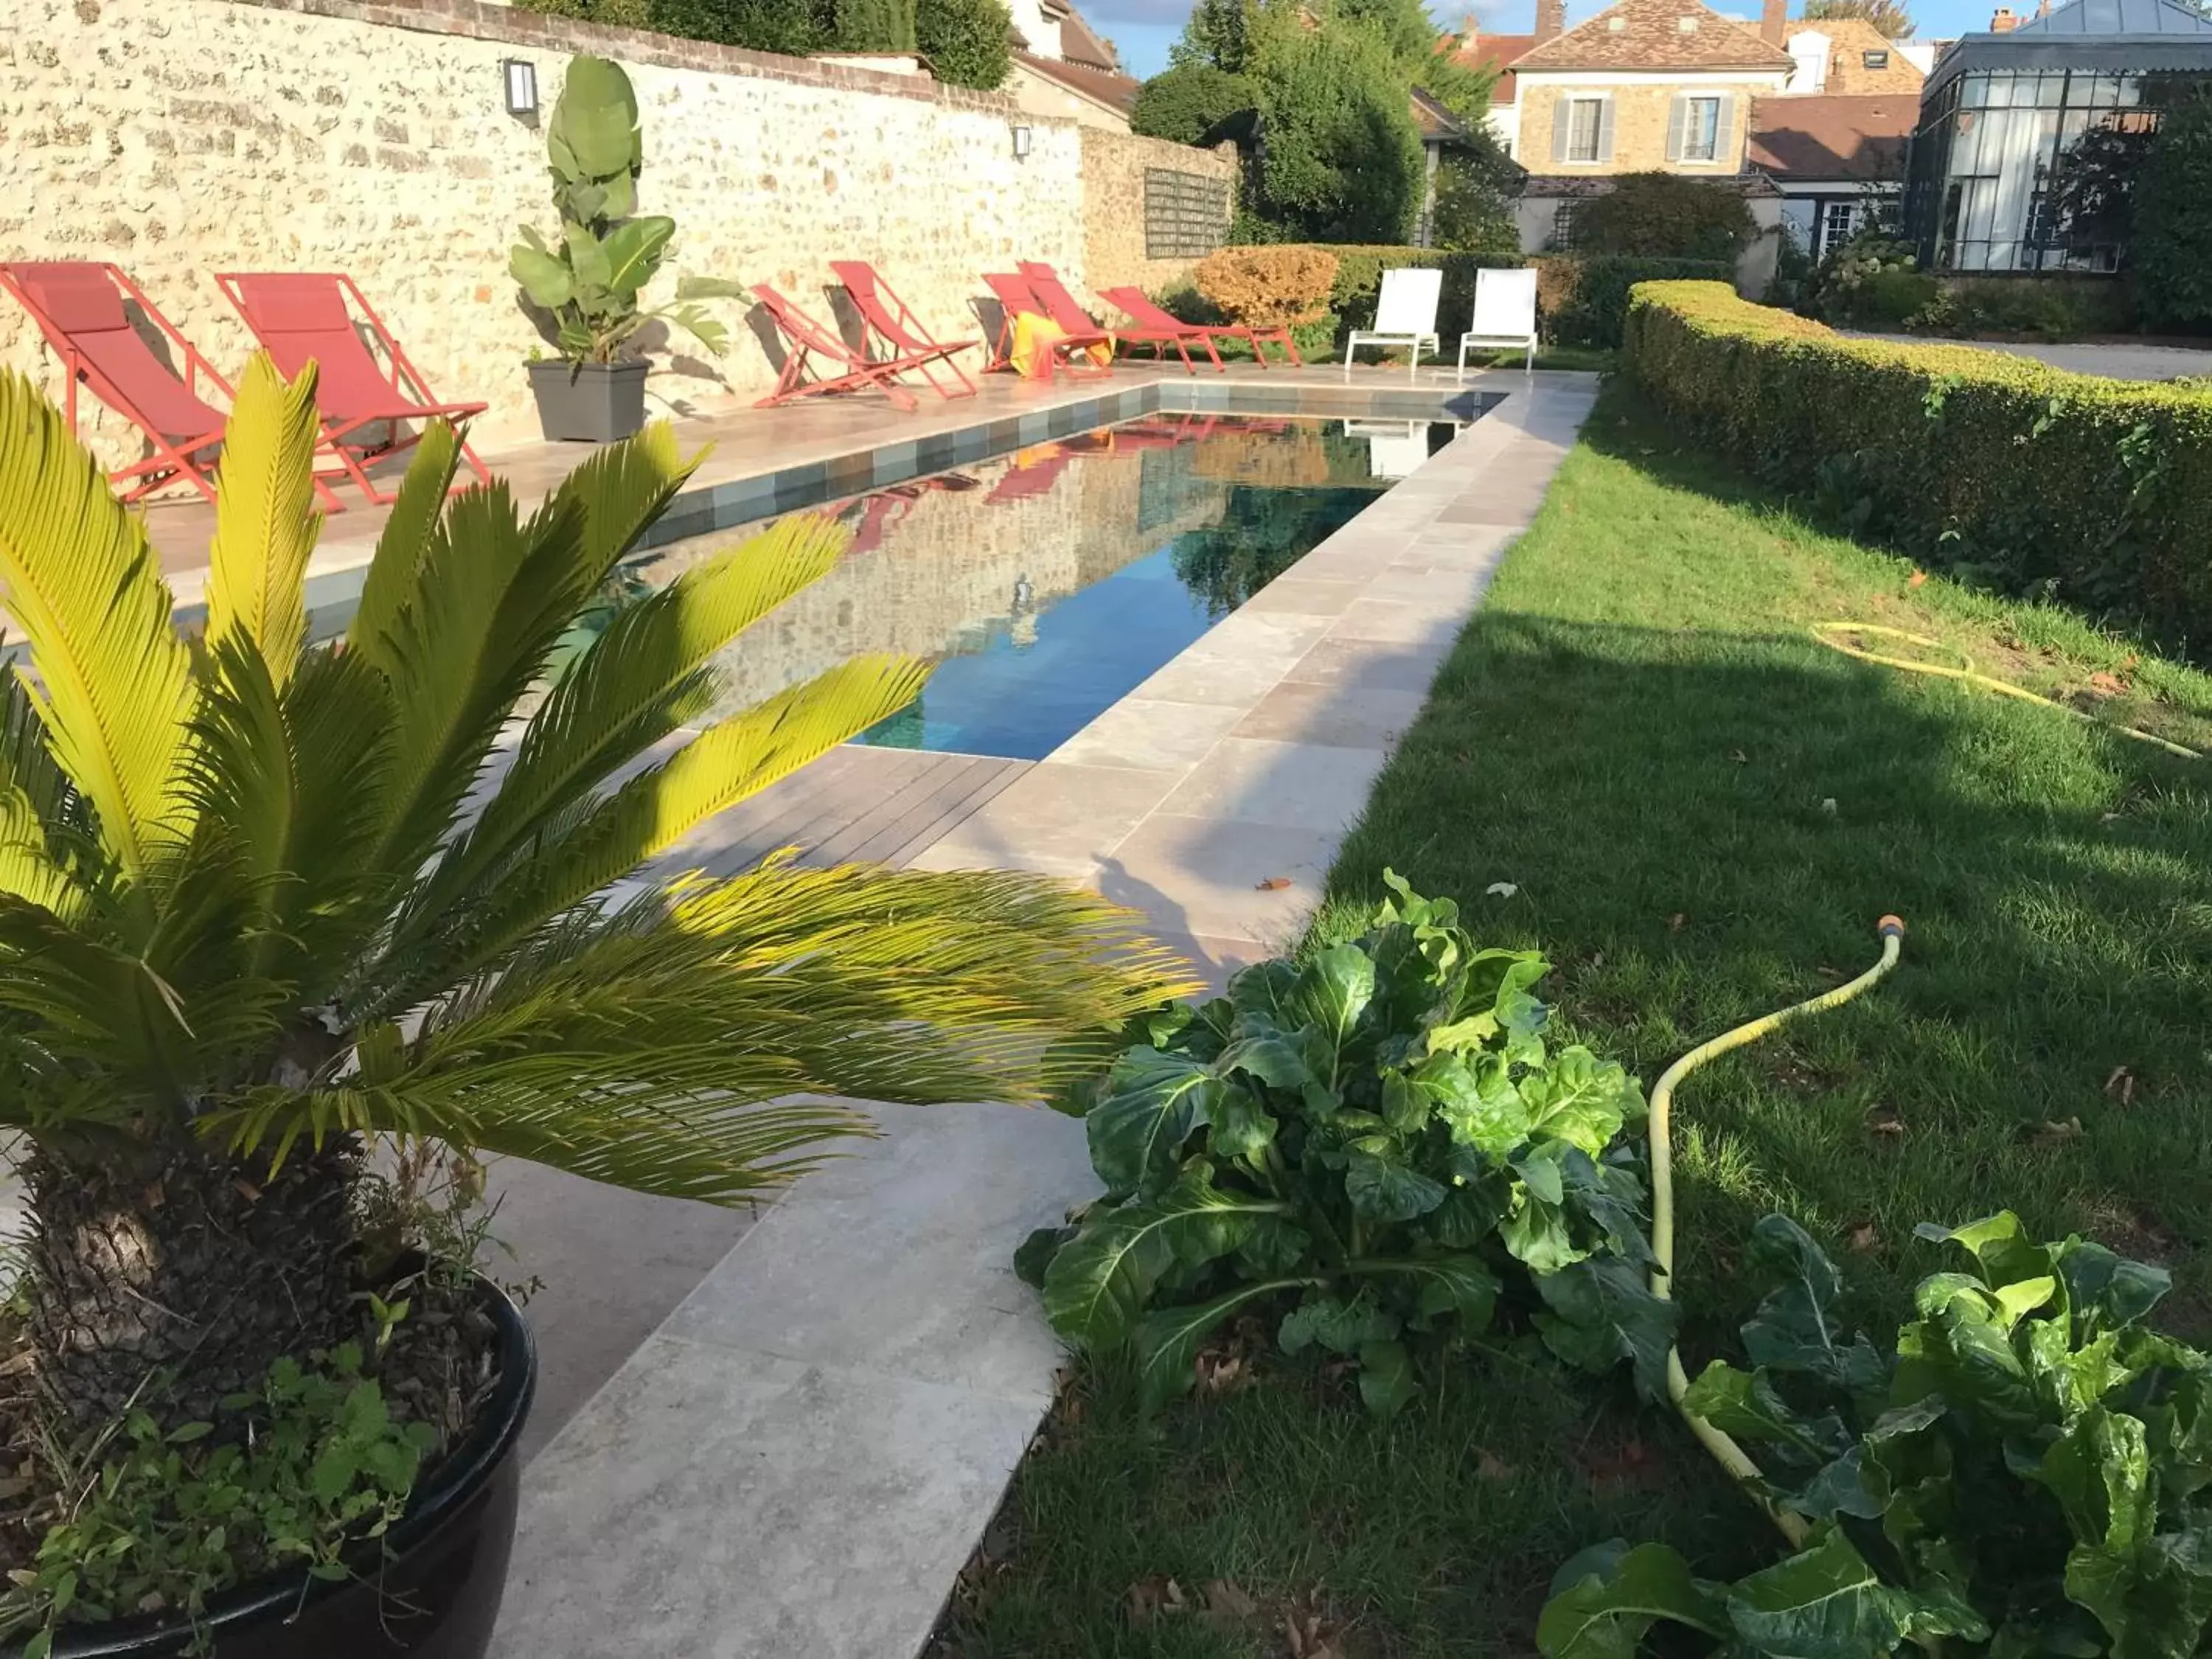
left=0, top=358, right=1184, bottom=1656
left=511, top=56, right=742, bottom=442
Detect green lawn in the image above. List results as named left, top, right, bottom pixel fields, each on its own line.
left=933, top=382, right=2212, bottom=1659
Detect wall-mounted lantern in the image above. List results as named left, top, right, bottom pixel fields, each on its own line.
left=503, top=58, right=539, bottom=119
left=1011, top=122, right=1034, bottom=160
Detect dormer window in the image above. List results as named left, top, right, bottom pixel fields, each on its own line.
left=1864, top=48, right=1889, bottom=66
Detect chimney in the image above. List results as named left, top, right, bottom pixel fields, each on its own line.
left=1989, top=5, right=2020, bottom=27
left=1461, top=8, right=1478, bottom=45
left=1761, top=0, right=1787, bottom=43
left=1536, top=0, right=1565, bottom=38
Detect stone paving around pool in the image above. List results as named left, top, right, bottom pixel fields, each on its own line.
left=483, top=367, right=1599, bottom=1659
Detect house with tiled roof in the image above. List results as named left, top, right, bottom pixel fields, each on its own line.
left=1005, top=0, right=1142, bottom=129
left=1750, top=92, right=1917, bottom=256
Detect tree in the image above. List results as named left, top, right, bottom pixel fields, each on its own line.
left=917, top=0, right=1012, bottom=88
left=1130, top=64, right=1259, bottom=144
left=1170, top=0, right=1259, bottom=73
left=1568, top=170, right=1756, bottom=260
left=832, top=0, right=916, bottom=49
left=2133, top=89, right=2212, bottom=324
left=0, top=361, right=1183, bottom=1433
left=1430, top=141, right=1523, bottom=253
left=1801, top=0, right=1916, bottom=38
left=646, top=0, right=830, bottom=52
left=1253, top=24, right=1426, bottom=243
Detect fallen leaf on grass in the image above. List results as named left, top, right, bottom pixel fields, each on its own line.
left=1476, top=1448, right=1514, bottom=1481
left=2105, top=1065, right=2137, bottom=1107
left=2087, top=671, right=2128, bottom=696
left=1846, top=1220, right=1882, bottom=1254
left=1667, top=913, right=1688, bottom=933
left=1909, top=570, right=1928, bottom=588
left=1820, top=796, right=1838, bottom=815
left=1485, top=880, right=1518, bottom=897
left=1867, top=1104, right=1907, bottom=1138
left=1729, top=748, right=1749, bottom=764
left=2025, top=1116, right=2085, bottom=1145
left=1283, top=1596, right=1350, bottom=1659
left=1203, top=1579, right=1262, bottom=1628
left=1126, top=1576, right=1188, bottom=1624
left=1255, top=876, right=1295, bottom=891
left=1579, top=1437, right=1662, bottom=1487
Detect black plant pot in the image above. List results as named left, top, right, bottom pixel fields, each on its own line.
left=526, top=359, right=647, bottom=443
left=33, top=1276, right=537, bottom=1659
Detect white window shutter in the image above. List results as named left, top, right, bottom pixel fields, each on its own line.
left=1596, top=95, right=1617, bottom=164
left=1552, top=97, right=1573, bottom=164
left=1665, top=94, right=1687, bottom=162
left=1715, top=91, right=1737, bottom=164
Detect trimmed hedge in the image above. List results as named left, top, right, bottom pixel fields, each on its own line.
left=1624, top=280, right=2212, bottom=646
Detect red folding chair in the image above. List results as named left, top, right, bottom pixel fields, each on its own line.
left=1098, top=285, right=1304, bottom=370
left=754, top=283, right=978, bottom=414
left=979, top=273, right=1113, bottom=382
left=215, top=271, right=491, bottom=506
left=827, top=261, right=978, bottom=403
left=0, top=262, right=345, bottom=509
left=983, top=448, right=1079, bottom=504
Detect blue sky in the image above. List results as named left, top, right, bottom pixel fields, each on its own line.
left=1096, top=0, right=1997, bottom=77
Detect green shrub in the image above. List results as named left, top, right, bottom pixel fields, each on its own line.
left=514, top=0, right=653, bottom=26
left=1542, top=1212, right=2212, bottom=1659
left=915, top=0, right=1009, bottom=86
left=2124, top=90, right=2212, bottom=327
left=1324, top=245, right=1523, bottom=342
left=830, top=0, right=914, bottom=49
left=1913, top=276, right=2137, bottom=341
left=1130, top=64, right=1258, bottom=144
left=1801, top=227, right=1920, bottom=325
left=1623, top=280, right=2212, bottom=645
left=645, top=0, right=828, bottom=52
left=1863, top=266, right=1940, bottom=326
left=1194, top=243, right=1340, bottom=328
left=1539, top=254, right=1734, bottom=347
left=1017, top=872, right=1672, bottom=1416
left=1430, top=147, right=1523, bottom=255
left=1251, top=27, right=1426, bottom=243
left=1567, top=172, right=1757, bottom=262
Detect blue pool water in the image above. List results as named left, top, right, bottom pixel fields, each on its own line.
left=838, top=413, right=1461, bottom=759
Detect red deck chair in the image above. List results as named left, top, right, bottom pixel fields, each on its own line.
left=979, top=274, right=1113, bottom=383
left=984, top=448, right=1079, bottom=504
left=1010, top=262, right=1151, bottom=369
left=1099, top=285, right=1304, bottom=370
left=0, top=262, right=299, bottom=508
left=826, top=261, right=978, bottom=403
left=754, top=283, right=974, bottom=414
left=216, top=272, right=492, bottom=506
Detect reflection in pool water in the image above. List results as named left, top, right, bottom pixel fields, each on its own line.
left=625, top=411, right=1463, bottom=762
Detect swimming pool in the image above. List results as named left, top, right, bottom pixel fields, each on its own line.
left=627, top=411, right=1466, bottom=762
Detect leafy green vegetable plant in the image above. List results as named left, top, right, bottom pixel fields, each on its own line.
left=509, top=56, right=742, bottom=364
left=1540, top=1211, right=2212, bottom=1659
left=1018, top=872, right=1675, bottom=1416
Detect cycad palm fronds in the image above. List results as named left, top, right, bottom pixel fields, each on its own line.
left=0, top=355, right=1192, bottom=1215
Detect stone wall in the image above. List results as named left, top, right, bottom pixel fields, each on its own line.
left=1079, top=129, right=1237, bottom=302
left=1515, top=80, right=1779, bottom=174
left=0, top=0, right=1230, bottom=470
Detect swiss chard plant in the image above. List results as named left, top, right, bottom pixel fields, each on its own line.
left=1541, top=1211, right=2212, bottom=1659
left=1016, top=872, right=1676, bottom=1416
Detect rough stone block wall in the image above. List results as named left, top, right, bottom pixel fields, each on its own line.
left=1075, top=129, right=1237, bottom=305
left=1517, top=81, right=1770, bottom=175
left=1, top=0, right=1102, bottom=468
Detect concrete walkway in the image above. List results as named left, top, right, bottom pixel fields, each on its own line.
left=485, top=369, right=1599, bottom=1658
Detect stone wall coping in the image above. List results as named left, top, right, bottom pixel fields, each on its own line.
left=220, top=0, right=1046, bottom=117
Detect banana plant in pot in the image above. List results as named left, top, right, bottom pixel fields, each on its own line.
left=510, top=55, right=742, bottom=442
left=0, top=359, right=1185, bottom=1655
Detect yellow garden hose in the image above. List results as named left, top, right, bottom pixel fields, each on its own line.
left=1813, top=623, right=2202, bottom=762
left=1646, top=916, right=1907, bottom=1548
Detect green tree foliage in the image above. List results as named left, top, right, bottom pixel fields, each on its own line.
left=1430, top=128, right=1523, bottom=253
left=2132, top=90, right=2212, bottom=325
left=643, top=0, right=830, bottom=52
left=915, top=0, right=1011, bottom=88
left=1130, top=64, right=1259, bottom=144
left=1801, top=0, right=1915, bottom=38
left=1170, top=0, right=1260, bottom=73
left=831, top=0, right=916, bottom=51
left=1569, top=172, right=1756, bottom=262
left=1252, top=24, right=1426, bottom=243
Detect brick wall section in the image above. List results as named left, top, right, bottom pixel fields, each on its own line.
left=0, top=0, right=1216, bottom=470
left=1077, top=130, right=1237, bottom=301
left=1517, top=79, right=1778, bottom=173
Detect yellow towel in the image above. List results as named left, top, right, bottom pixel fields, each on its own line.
left=1010, top=313, right=1114, bottom=378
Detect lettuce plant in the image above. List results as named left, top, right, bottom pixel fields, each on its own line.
left=1017, top=872, right=1675, bottom=1415
left=1542, top=1212, right=2212, bottom=1659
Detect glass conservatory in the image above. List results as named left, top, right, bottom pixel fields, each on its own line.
left=1902, top=0, right=2212, bottom=272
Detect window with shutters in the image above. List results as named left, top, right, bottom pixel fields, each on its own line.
left=1681, top=96, right=1722, bottom=162
left=1566, top=97, right=1604, bottom=162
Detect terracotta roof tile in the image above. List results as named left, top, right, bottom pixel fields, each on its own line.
left=1444, top=29, right=1539, bottom=101
left=1747, top=92, right=1914, bottom=175
left=1513, top=0, right=1794, bottom=72
left=1012, top=51, right=1141, bottom=114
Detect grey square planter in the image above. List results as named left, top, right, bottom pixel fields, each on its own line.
left=526, top=359, right=648, bottom=443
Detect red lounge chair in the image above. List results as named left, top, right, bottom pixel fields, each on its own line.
left=216, top=271, right=491, bottom=506
left=826, top=261, right=978, bottom=403
left=0, top=261, right=298, bottom=508
left=1099, top=285, right=1305, bottom=370
left=980, top=273, right=1112, bottom=382
left=983, top=448, right=1079, bottom=504
left=753, top=283, right=973, bottom=414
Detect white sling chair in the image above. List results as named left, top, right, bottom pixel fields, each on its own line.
left=1456, top=267, right=1540, bottom=379
left=1343, top=266, right=1442, bottom=383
